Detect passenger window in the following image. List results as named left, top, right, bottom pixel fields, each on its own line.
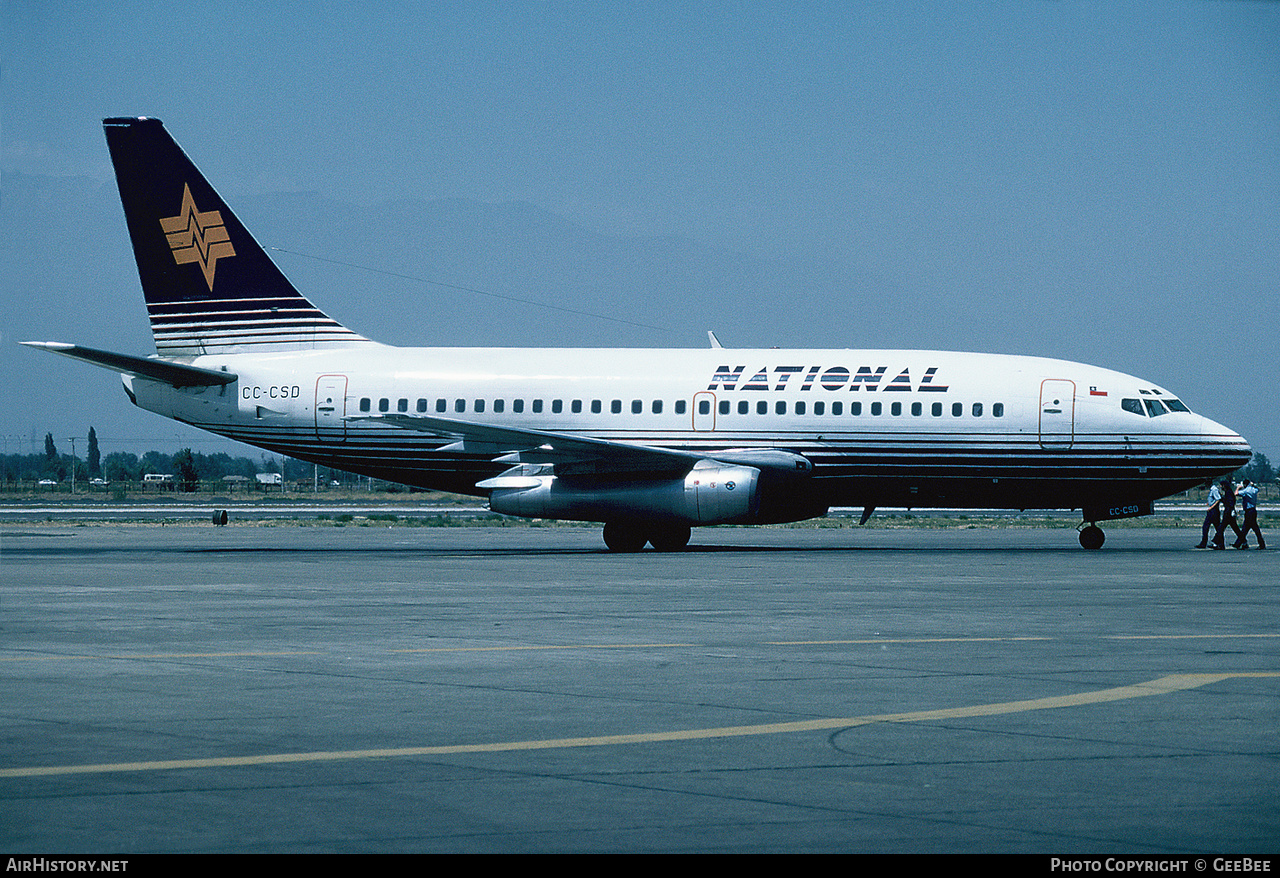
left=551, top=399, right=562, bottom=413
left=993, top=403, right=1004, bottom=417
left=398, top=398, right=408, bottom=413
left=952, top=402, right=963, bottom=417
left=719, top=400, right=730, bottom=415
left=416, top=398, right=427, bottom=413
left=757, top=400, right=768, bottom=415
left=513, top=399, right=524, bottom=413
left=699, top=400, right=711, bottom=415
left=739, top=400, right=749, bottom=415
left=972, top=402, right=983, bottom=417
left=652, top=400, right=662, bottom=414
left=379, top=398, right=389, bottom=413
left=611, top=400, right=622, bottom=414
left=571, top=399, right=582, bottom=413
left=632, top=400, right=642, bottom=414
left=814, top=401, right=824, bottom=415
left=776, top=401, right=787, bottom=415
left=932, top=402, right=942, bottom=416
left=493, top=399, right=505, bottom=413
left=474, top=399, right=485, bottom=413
left=891, top=402, right=902, bottom=416
left=360, top=398, right=371, bottom=413
left=533, top=399, right=543, bottom=413
left=1121, top=398, right=1144, bottom=416
left=454, top=399, right=465, bottom=413
left=871, top=402, right=882, bottom=416
left=591, top=400, right=601, bottom=414
left=436, top=398, right=447, bottom=413
left=675, top=400, right=687, bottom=415
left=796, top=401, right=806, bottom=415
left=911, top=402, right=922, bottom=416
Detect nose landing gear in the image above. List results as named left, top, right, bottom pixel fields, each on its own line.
left=1078, top=523, right=1105, bottom=550
left=1078, top=501, right=1153, bottom=549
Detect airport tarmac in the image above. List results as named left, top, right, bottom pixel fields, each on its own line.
left=1, top=524, right=1276, bottom=854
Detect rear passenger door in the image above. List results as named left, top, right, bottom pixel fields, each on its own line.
left=315, top=374, right=348, bottom=441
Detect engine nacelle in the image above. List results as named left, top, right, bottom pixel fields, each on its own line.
left=487, top=460, right=761, bottom=525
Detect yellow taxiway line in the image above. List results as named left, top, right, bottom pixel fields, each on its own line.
left=3, top=672, right=1275, bottom=779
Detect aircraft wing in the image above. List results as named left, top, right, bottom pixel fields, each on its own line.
left=21, top=342, right=237, bottom=388
left=360, top=413, right=698, bottom=476
left=361, top=413, right=815, bottom=481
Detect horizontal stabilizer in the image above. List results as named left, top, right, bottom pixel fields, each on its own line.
left=21, top=342, right=237, bottom=388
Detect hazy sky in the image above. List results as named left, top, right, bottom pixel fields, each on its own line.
left=3, top=1, right=1277, bottom=462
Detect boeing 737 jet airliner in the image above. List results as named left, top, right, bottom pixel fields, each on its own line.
left=24, top=118, right=1251, bottom=549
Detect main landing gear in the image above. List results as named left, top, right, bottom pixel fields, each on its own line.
left=602, top=521, right=692, bottom=552
left=1078, top=523, right=1105, bottom=550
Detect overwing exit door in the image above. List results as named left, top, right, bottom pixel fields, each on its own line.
left=692, top=391, right=716, bottom=431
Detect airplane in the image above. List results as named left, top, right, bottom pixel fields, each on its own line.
left=23, top=117, right=1251, bottom=550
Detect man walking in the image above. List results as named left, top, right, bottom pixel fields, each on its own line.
left=1198, top=481, right=1221, bottom=549
left=1235, top=479, right=1266, bottom=549
left=1213, top=480, right=1244, bottom=549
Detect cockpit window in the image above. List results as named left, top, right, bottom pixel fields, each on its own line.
left=1123, top=396, right=1191, bottom=417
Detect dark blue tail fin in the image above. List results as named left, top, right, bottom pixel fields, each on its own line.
left=103, top=117, right=371, bottom=355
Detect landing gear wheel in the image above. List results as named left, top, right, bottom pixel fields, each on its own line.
left=603, top=521, right=647, bottom=553
left=648, top=524, right=692, bottom=552
left=1079, top=524, right=1105, bottom=550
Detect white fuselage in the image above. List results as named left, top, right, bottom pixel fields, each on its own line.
left=125, top=344, right=1249, bottom=514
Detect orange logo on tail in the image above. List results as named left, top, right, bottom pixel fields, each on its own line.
left=159, top=183, right=235, bottom=291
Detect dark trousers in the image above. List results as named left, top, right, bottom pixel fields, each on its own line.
left=1214, top=512, right=1243, bottom=547
left=1240, top=508, right=1266, bottom=547
left=1201, top=509, right=1220, bottom=546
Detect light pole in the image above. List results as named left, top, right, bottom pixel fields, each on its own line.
left=67, top=437, right=77, bottom=494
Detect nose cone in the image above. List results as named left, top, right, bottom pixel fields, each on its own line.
left=1201, top=415, right=1252, bottom=472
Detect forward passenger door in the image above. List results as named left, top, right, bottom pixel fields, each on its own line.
left=1038, top=379, right=1075, bottom=449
